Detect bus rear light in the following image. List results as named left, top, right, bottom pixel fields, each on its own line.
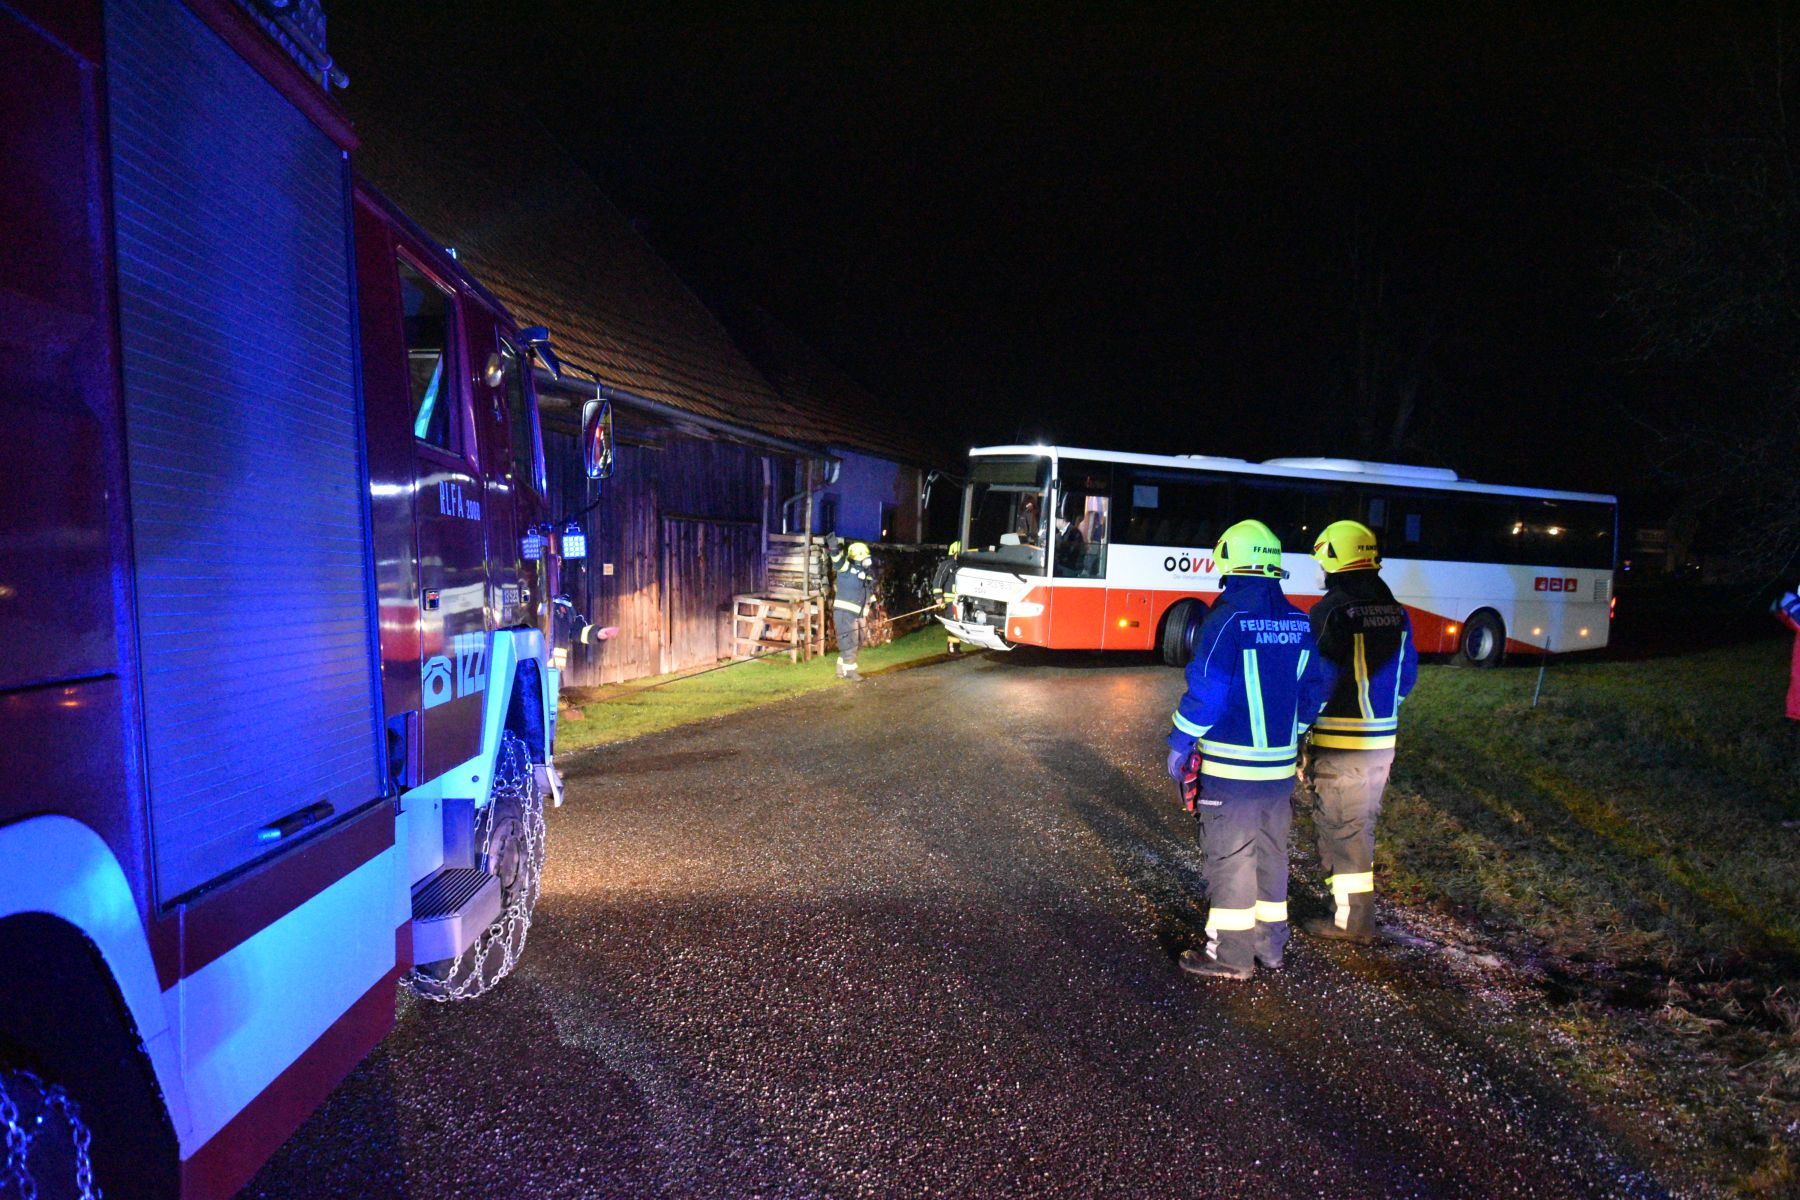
left=1610, top=596, right=1617, bottom=620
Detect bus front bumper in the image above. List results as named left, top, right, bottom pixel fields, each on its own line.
left=937, top=614, right=1012, bottom=651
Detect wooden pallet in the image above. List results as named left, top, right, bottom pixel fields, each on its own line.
left=732, top=593, right=826, bottom=664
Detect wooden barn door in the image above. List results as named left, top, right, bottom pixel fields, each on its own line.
left=662, top=517, right=763, bottom=673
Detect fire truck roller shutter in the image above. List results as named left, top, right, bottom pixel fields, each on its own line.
left=106, top=0, right=384, bottom=898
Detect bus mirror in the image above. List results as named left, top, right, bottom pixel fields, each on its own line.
left=582, top=397, right=615, bottom=482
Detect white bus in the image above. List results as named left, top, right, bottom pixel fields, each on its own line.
left=938, top=446, right=1617, bottom=666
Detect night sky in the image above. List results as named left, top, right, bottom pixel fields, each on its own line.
left=350, top=4, right=1775, bottom=499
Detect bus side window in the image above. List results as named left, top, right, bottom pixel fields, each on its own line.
left=1237, top=478, right=1333, bottom=552
left=1298, top=484, right=1356, bottom=550
left=1515, top=498, right=1613, bottom=569
left=1056, top=460, right=1111, bottom=578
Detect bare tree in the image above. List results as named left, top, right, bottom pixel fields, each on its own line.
left=1345, top=212, right=1439, bottom=459
left=1612, top=25, right=1800, bottom=582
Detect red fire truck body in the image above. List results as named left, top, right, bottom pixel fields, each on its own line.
left=1, top=2, right=565, bottom=1195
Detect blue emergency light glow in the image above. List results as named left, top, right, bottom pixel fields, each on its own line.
left=562, top=521, right=588, bottom=560
left=521, top=530, right=547, bottom=561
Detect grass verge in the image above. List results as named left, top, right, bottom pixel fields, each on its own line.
left=553, top=626, right=952, bottom=754
left=1382, top=639, right=1800, bottom=1193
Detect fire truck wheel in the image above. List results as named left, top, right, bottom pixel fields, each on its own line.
left=1160, top=600, right=1199, bottom=667
left=0, top=1069, right=101, bottom=1200
left=1459, top=609, right=1506, bottom=668
left=486, top=795, right=528, bottom=914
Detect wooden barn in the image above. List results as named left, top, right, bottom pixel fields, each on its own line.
left=334, top=28, right=831, bottom=685
left=723, top=307, right=963, bottom=546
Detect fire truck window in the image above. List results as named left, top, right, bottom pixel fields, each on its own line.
left=500, top=340, right=538, bottom=493
left=400, top=260, right=456, bottom=449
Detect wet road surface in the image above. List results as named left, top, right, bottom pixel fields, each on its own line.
left=247, top=652, right=1671, bottom=1199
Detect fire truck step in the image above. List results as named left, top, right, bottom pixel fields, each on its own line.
left=533, top=763, right=565, bottom=808
left=410, top=868, right=503, bottom=965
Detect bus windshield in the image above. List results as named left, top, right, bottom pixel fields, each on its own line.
left=962, top=456, right=1050, bottom=574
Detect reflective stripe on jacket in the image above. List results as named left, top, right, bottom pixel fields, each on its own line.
left=831, top=546, right=875, bottom=615
left=1168, top=576, right=1334, bottom=782
left=1307, top=570, right=1418, bottom=750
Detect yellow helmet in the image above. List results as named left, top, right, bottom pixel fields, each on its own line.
left=848, top=541, right=872, bottom=562
left=1215, top=519, right=1286, bottom=578
left=948, top=540, right=962, bottom=556
left=1311, top=519, right=1380, bottom=573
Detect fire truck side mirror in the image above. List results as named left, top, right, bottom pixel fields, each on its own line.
left=519, top=325, right=562, bottom=378
left=582, top=397, right=615, bottom=482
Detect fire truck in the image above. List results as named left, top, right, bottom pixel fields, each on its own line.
left=1, top=2, right=604, bottom=1195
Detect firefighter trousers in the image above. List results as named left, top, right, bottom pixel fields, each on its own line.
left=1196, top=782, right=1291, bottom=972
left=1306, top=746, right=1393, bottom=937
left=833, top=609, right=862, bottom=666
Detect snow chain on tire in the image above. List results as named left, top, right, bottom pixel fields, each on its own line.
left=402, top=731, right=547, bottom=1003
left=0, top=1070, right=99, bottom=1200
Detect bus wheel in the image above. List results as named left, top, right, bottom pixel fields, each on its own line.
left=0, top=1069, right=100, bottom=1200
left=1160, top=600, right=1198, bottom=667
left=1459, top=610, right=1506, bottom=668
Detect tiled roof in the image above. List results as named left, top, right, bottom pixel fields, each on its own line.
left=329, top=29, right=811, bottom=444
left=723, top=305, right=958, bottom=469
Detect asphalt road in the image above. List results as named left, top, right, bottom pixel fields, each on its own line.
left=247, top=651, right=1672, bottom=1199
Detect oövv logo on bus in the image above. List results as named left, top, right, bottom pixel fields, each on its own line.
left=1163, top=554, right=1215, bottom=575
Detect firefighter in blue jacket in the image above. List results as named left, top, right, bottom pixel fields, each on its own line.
left=828, top=534, right=876, bottom=681
left=1167, top=519, right=1335, bottom=980
left=1300, top=520, right=1418, bottom=943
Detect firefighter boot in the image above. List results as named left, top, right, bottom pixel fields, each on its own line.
left=1254, top=924, right=1287, bottom=970
left=1191, top=792, right=1263, bottom=979
left=1178, top=947, right=1253, bottom=981
left=1302, top=893, right=1376, bottom=944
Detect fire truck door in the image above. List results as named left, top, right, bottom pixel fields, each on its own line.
left=400, top=258, right=486, bottom=781
left=463, top=312, right=533, bottom=633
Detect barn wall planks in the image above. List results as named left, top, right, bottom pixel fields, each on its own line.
left=546, top=408, right=789, bottom=686
left=662, top=518, right=763, bottom=672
